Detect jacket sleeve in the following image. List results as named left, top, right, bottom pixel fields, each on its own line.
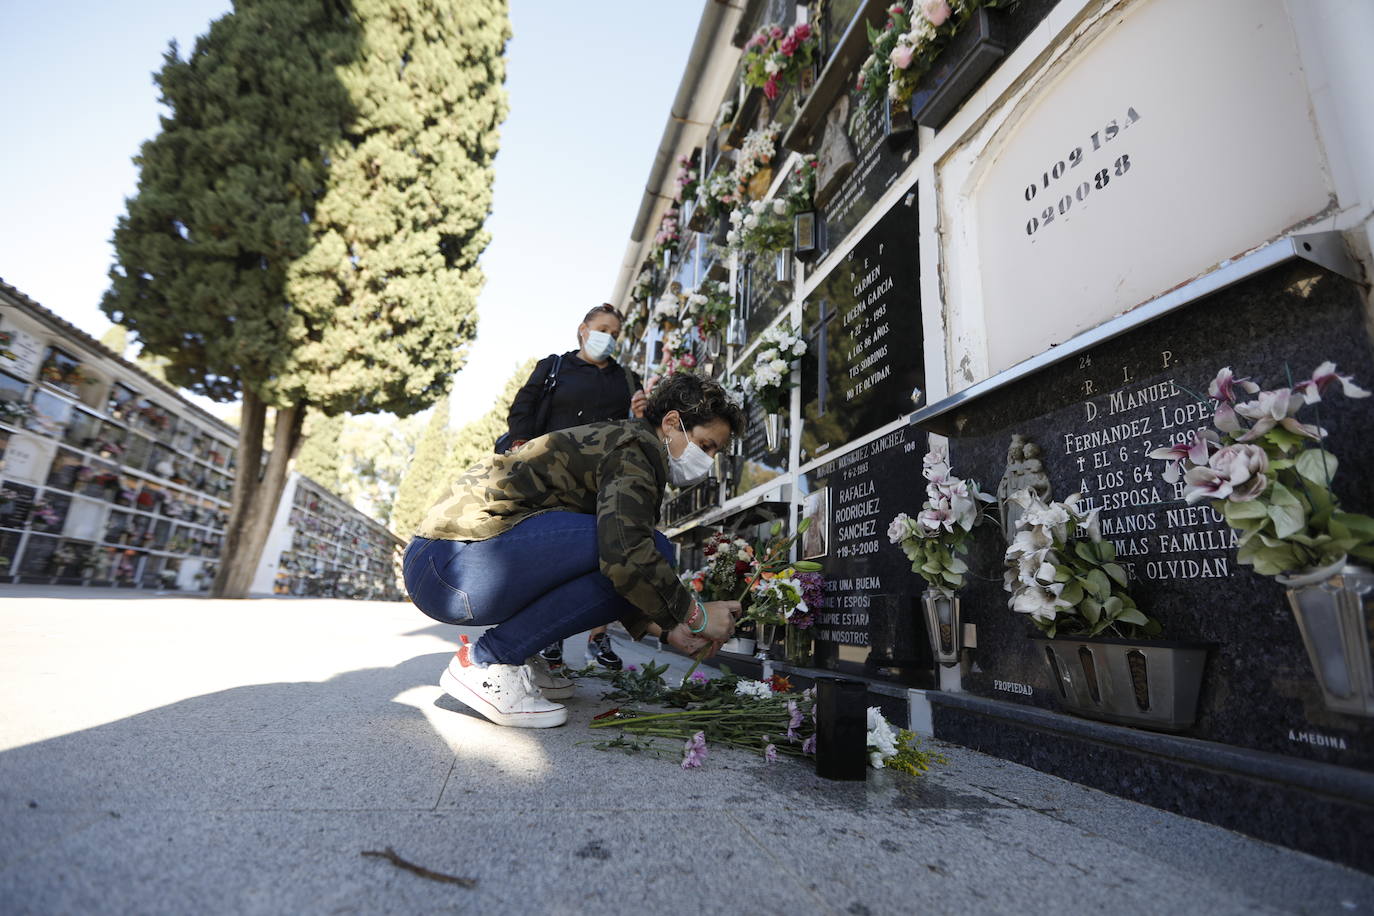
left=505, top=356, right=553, bottom=441
left=595, top=439, right=694, bottom=637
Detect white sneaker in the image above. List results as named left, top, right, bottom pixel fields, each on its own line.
left=440, top=638, right=567, bottom=728
left=524, top=653, right=575, bottom=700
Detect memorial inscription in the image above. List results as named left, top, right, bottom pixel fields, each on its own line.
left=800, top=424, right=934, bottom=683
left=801, top=184, right=922, bottom=461
left=936, top=261, right=1374, bottom=770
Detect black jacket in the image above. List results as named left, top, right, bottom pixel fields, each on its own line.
left=506, top=351, right=641, bottom=441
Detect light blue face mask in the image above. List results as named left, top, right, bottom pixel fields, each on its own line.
left=583, top=330, right=617, bottom=361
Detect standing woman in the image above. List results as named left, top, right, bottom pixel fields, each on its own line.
left=404, top=372, right=745, bottom=728
left=504, top=303, right=646, bottom=671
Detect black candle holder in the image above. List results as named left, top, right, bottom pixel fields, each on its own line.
left=814, top=676, right=868, bottom=781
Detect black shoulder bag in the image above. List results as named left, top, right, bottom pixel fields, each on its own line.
left=494, top=353, right=562, bottom=453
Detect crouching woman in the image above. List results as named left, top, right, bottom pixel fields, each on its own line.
left=402, top=372, right=744, bottom=728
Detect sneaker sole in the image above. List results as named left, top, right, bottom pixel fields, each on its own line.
left=440, top=669, right=568, bottom=728
left=540, top=684, right=576, bottom=700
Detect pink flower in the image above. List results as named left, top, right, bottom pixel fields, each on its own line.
left=920, top=0, right=952, bottom=26
left=764, top=744, right=778, bottom=763
left=682, top=731, right=709, bottom=769
left=802, top=735, right=816, bottom=755
left=770, top=25, right=784, bottom=39
left=1148, top=430, right=1217, bottom=484
left=1207, top=367, right=1260, bottom=404
left=763, top=75, right=780, bottom=100
left=888, top=3, right=905, bottom=15
left=745, top=31, right=767, bottom=50
left=1183, top=444, right=1269, bottom=504
left=792, top=23, right=812, bottom=42
left=780, top=34, right=799, bottom=56
left=1295, top=361, right=1371, bottom=405
left=786, top=700, right=804, bottom=740
left=1234, top=389, right=1323, bottom=442
left=688, top=670, right=709, bottom=685
left=890, top=42, right=915, bottom=70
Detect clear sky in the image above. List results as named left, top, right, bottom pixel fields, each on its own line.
left=0, top=0, right=704, bottom=427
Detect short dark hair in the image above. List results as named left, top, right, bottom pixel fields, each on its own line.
left=644, top=371, right=746, bottom=438
left=583, top=303, right=624, bottom=324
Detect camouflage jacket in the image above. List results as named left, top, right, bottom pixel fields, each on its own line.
left=416, top=418, right=691, bottom=637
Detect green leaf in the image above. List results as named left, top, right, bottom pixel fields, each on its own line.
left=1269, top=482, right=1302, bottom=507
left=792, top=560, right=823, bottom=572
left=1102, top=596, right=1123, bottom=618
left=770, top=520, right=783, bottom=537
left=1080, top=597, right=1101, bottom=625
left=1333, top=512, right=1374, bottom=540
left=1223, top=499, right=1269, bottom=521
left=1074, top=541, right=1100, bottom=565
left=1103, top=563, right=1129, bottom=588
left=796, top=516, right=812, bottom=534
left=1053, top=565, right=1073, bottom=583
left=1295, top=449, right=1338, bottom=487
left=1267, top=502, right=1306, bottom=539
left=1116, top=608, right=1149, bottom=626
left=947, top=557, right=968, bottom=574
left=1086, top=568, right=1111, bottom=600
left=1099, top=540, right=1117, bottom=561
left=1059, top=581, right=1084, bottom=607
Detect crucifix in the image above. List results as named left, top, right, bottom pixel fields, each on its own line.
left=807, top=298, right=839, bottom=417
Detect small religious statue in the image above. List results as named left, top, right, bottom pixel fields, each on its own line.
left=997, top=434, right=1052, bottom=541
left=813, top=95, right=856, bottom=210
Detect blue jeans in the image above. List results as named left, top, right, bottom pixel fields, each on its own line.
left=402, top=511, right=675, bottom=665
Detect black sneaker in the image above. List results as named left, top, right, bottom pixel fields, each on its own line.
left=539, top=641, right=564, bottom=670
left=588, top=632, right=623, bottom=671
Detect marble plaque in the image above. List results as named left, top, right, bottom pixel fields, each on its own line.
left=939, top=261, right=1374, bottom=771
left=799, top=423, right=935, bottom=683
left=800, top=184, right=922, bottom=461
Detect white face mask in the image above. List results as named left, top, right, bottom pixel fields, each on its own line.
left=583, top=329, right=617, bottom=361
left=667, top=417, right=713, bottom=486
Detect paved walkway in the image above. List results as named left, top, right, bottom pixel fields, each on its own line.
left=1, top=590, right=1371, bottom=914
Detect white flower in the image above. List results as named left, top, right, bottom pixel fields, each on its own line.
left=743, top=214, right=759, bottom=230
left=769, top=358, right=788, bottom=375
left=772, top=198, right=788, bottom=216
left=866, top=707, right=899, bottom=768
left=735, top=679, right=773, bottom=700
left=764, top=56, right=782, bottom=75
left=1011, top=582, right=1067, bottom=622
left=887, top=513, right=913, bottom=545
left=791, top=339, right=806, bottom=356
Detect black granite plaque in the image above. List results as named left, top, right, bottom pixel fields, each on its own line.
left=937, top=261, right=1374, bottom=771
left=738, top=255, right=790, bottom=342
left=799, top=423, right=935, bottom=684
left=808, top=79, right=914, bottom=273
left=800, top=184, right=923, bottom=461
left=729, top=396, right=789, bottom=501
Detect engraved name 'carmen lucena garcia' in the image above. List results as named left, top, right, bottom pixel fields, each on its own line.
left=1061, top=350, right=1238, bottom=583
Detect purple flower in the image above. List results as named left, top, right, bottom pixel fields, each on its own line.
left=688, top=670, right=709, bottom=685
left=786, top=700, right=804, bottom=740
left=802, top=735, right=816, bottom=755
left=1295, top=361, right=1371, bottom=405
left=1234, top=389, right=1323, bottom=442
left=764, top=744, right=778, bottom=763
left=682, top=731, right=709, bottom=769
left=626, top=664, right=638, bottom=673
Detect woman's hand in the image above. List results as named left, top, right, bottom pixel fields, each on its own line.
left=664, top=624, right=718, bottom=657
left=630, top=389, right=648, bottom=418
left=700, top=600, right=740, bottom=641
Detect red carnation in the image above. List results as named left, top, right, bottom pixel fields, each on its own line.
left=735, top=560, right=750, bottom=574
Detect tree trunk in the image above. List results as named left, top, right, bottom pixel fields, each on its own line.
left=211, top=392, right=307, bottom=598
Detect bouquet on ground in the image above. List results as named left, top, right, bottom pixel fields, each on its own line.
left=1003, top=489, right=1161, bottom=639
left=1149, top=363, right=1374, bottom=576
left=857, top=1, right=1011, bottom=115
left=889, top=444, right=996, bottom=596
left=738, top=323, right=807, bottom=413
left=742, top=21, right=817, bottom=100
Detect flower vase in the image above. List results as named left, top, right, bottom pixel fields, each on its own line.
left=1276, top=559, right=1374, bottom=717
left=785, top=625, right=814, bottom=666
left=883, top=95, right=915, bottom=149
left=921, top=589, right=962, bottom=667
left=755, top=623, right=778, bottom=660
left=774, top=248, right=794, bottom=283
left=763, top=413, right=782, bottom=452
left=794, top=211, right=819, bottom=260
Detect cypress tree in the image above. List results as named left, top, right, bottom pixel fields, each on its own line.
left=391, top=394, right=451, bottom=537
left=102, top=0, right=510, bottom=596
